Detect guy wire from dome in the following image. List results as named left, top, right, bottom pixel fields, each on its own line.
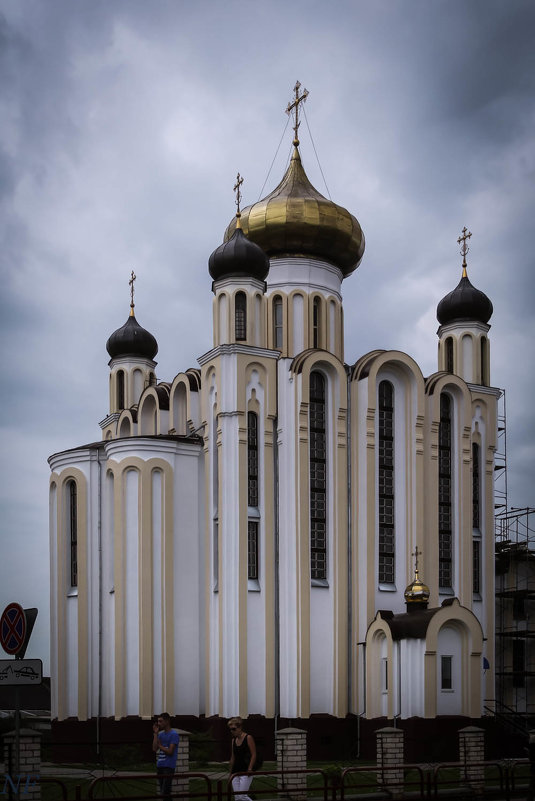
left=224, top=81, right=365, bottom=277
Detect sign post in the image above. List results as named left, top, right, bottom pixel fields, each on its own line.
left=0, top=604, right=39, bottom=791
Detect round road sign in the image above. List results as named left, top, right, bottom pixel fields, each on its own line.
left=0, top=603, right=27, bottom=656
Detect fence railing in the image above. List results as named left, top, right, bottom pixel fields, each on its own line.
left=1, top=759, right=532, bottom=801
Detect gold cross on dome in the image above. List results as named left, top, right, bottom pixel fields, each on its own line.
left=412, top=546, right=421, bottom=577
left=285, top=80, right=309, bottom=146
left=233, top=172, right=243, bottom=216
left=129, top=270, right=136, bottom=314
left=457, top=226, right=472, bottom=275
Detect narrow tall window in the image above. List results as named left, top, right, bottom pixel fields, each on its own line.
left=378, top=380, right=395, bottom=584
left=439, top=394, right=453, bottom=588
left=235, top=292, right=247, bottom=341
left=473, top=541, right=481, bottom=594
left=445, top=338, right=454, bottom=373
left=441, top=655, right=453, bottom=690
left=309, top=371, right=327, bottom=581
left=247, top=412, right=258, bottom=507
left=117, top=370, right=125, bottom=411
left=273, top=296, right=283, bottom=349
left=247, top=411, right=259, bottom=581
left=472, top=443, right=480, bottom=529
left=480, top=337, right=488, bottom=385
left=313, top=297, right=321, bottom=349
left=68, top=480, right=78, bottom=588
left=248, top=521, right=259, bottom=581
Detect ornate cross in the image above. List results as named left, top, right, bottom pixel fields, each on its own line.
left=129, top=270, right=136, bottom=313
left=457, top=226, right=472, bottom=274
left=233, top=172, right=244, bottom=216
left=286, top=80, right=309, bottom=146
left=412, top=546, right=421, bottom=577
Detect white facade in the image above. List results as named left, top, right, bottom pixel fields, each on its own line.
left=49, top=140, right=497, bottom=728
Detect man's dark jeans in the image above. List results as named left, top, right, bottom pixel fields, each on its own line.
left=157, top=766, right=174, bottom=801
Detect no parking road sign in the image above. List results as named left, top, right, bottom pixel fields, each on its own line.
left=0, top=603, right=26, bottom=656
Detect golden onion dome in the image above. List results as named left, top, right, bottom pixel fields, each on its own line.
left=224, top=146, right=365, bottom=277
left=404, top=570, right=430, bottom=605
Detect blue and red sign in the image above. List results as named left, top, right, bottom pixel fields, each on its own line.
left=0, top=603, right=27, bottom=656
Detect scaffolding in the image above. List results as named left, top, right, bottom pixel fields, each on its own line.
left=493, top=389, right=535, bottom=724
left=492, top=389, right=535, bottom=727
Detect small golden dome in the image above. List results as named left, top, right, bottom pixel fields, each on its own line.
left=404, top=570, right=430, bottom=604
left=224, top=146, right=365, bottom=277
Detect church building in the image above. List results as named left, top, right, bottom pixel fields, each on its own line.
left=49, top=86, right=498, bottom=757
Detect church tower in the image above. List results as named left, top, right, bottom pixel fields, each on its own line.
left=101, top=271, right=158, bottom=439
left=437, top=228, right=493, bottom=386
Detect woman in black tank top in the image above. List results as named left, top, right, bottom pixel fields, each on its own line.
left=228, top=717, right=257, bottom=801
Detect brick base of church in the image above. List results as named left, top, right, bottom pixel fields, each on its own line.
left=50, top=713, right=521, bottom=765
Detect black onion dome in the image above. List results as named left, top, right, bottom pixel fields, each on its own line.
left=106, top=313, right=158, bottom=360
left=209, top=224, right=269, bottom=282
left=437, top=274, right=493, bottom=326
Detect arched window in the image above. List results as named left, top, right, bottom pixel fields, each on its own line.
left=480, top=337, right=488, bottom=385
left=309, top=371, right=327, bottom=581
left=378, top=380, right=395, bottom=584
left=67, top=480, right=78, bottom=587
left=117, top=370, right=125, bottom=411
left=235, top=292, right=247, bottom=341
left=273, top=296, right=283, bottom=349
left=439, top=394, right=453, bottom=588
left=445, top=338, right=454, bottom=373
left=313, top=297, right=321, bottom=349
left=247, top=411, right=259, bottom=581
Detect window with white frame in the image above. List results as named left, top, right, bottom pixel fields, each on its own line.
left=309, top=371, right=327, bottom=581
left=439, top=394, right=453, bottom=588
left=441, top=655, right=453, bottom=690
left=247, top=411, right=260, bottom=582
left=67, top=480, right=78, bottom=588
left=378, top=380, right=395, bottom=585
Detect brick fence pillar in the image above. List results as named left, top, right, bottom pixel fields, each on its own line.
left=173, top=729, right=190, bottom=798
left=376, top=727, right=404, bottom=799
left=459, top=726, right=485, bottom=792
left=276, top=727, right=307, bottom=801
left=3, top=728, right=42, bottom=801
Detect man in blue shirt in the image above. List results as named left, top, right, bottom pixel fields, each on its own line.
left=152, top=713, right=179, bottom=801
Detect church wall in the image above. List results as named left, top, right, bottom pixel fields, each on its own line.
left=171, top=447, right=205, bottom=714
left=49, top=457, right=93, bottom=721
left=266, top=257, right=344, bottom=360
left=399, top=639, right=425, bottom=717
left=199, top=347, right=278, bottom=719
left=436, top=624, right=463, bottom=715
left=276, top=358, right=301, bottom=718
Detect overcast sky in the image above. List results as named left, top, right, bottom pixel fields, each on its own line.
left=1, top=0, right=534, bottom=675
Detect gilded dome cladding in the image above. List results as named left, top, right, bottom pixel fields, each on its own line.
left=224, top=147, right=365, bottom=277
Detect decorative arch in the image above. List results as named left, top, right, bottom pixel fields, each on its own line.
left=424, top=599, right=483, bottom=717
left=365, top=613, right=395, bottom=719
left=271, top=293, right=284, bottom=350
left=234, top=290, right=247, bottom=341
left=104, top=456, right=175, bottom=719
left=310, top=294, right=325, bottom=350
left=138, top=384, right=170, bottom=436
left=117, top=409, right=136, bottom=438
left=287, top=289, right=306, bottom=355
left=51, top=465, right=90, bottom=720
